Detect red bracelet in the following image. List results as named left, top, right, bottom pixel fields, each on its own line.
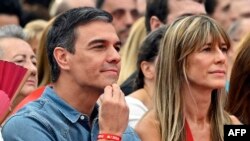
left=97, top=133, right=122, bottom=141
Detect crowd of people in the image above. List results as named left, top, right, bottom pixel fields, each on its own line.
left=1, top=0, right=250, bottom=141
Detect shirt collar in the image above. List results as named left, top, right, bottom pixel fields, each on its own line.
left=42, top=86, right=99, bottom=123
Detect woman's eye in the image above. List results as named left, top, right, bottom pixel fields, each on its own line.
left=32, top=61, right=37, bottom=66
left=202, top=47, right=211, bottom=52
left=221, top=47, right=229, bottom=53
left=14, top=60, right=24, bottom=64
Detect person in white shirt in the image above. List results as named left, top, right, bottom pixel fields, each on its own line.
left=125, top=26, right=167, bottom=128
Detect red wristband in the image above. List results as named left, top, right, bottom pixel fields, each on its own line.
left=97, top=133, right=122, bottom=141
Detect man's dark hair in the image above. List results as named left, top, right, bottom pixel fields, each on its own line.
left=0, top=0, right=23, bottom=24
left=204, top=0, right=217, bottom=15
left=145, top=0, right=168, bottom=33
left=96, top=0, right=105, bottom=9
left=47, top=7, right=113, bottom=82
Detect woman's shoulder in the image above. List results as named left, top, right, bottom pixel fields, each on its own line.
left=229, top=115, right=242, bottom=125
left=135, top=110, right=161, bottom=141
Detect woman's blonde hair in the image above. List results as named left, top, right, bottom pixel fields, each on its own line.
left=37, top=18, right=55, bottom=86
left=118, top=17, right=147, bottom=85
left=155, top=15, right=232, bottom=141
left=24, top=19, right=48, bottom=53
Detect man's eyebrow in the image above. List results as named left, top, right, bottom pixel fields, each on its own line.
left=88, top=39, right=106, bottom=46
left=88, top=39, right=122, bottom=46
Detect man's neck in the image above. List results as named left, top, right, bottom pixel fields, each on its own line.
left=53, top=81, right=101, bottom=117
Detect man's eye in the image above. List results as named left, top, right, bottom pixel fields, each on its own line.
left=131, top=10, right=139, bottom=19
left=94, top=45, right=105, bottom=48
left=112, top=10, right=125, bottom=19
left=115, top=46, right=120, bottom=52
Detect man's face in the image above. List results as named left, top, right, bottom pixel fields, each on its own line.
left=101, top=0, right=139, bottom=45
left=66, top=21, right=121, bottom=91
left=212, top=0, right=231, bottom=30
left=167, top=0, right=206, bottom=24
left=68, top=0, right=95, bottom=8
left=229, top=19, right=250, bottom=64
left=230, top=0, right=250, bottom=22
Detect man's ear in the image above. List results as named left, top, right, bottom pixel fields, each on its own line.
left=53, top=47, right=70, bottom=70
left=150, top=16, right=163, bottom=31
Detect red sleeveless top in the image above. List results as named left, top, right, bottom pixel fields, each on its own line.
left=185, top=121, right=194, bottom=141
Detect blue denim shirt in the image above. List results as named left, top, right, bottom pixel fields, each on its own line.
left=2, top=86, right=141, bottom=141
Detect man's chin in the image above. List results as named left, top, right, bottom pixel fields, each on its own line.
left=119, top=32, right=129, bottom=45
left=105, top=79, right=118, bottom=86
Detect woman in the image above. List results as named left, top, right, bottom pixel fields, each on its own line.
left=135, top=15, right=240, bottom=141
left=226, top=32, right=250, bottom=125
left=12, top=18, right=55, bottom=113
left=0, top=25, right=38, bottom=110
left=126, top=26, right=167, bottom=128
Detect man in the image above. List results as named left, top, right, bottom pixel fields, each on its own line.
left=230, top=0, right=250, bottom=22
left=96, top=0, right=139, bottom=45
left=205, top=0, right=232, bottom=30
left=227, top=18, right=250, bottom=81
left=2, top=7, right=140, bottom=141
left=146, top=0, right=206, bottom=33
left=50, top=0, right=95, bottom=17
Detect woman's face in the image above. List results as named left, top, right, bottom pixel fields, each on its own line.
left=0, top=37, right=38, bottom=96
left=185, top=35, right=229, bottom=90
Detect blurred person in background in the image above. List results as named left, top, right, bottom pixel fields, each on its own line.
left=24, top=19, right=48, bottom=54
left=226, top=32, right=250, bottom=125
left=49, top=0, right=95, bottom=17
left=137, top=0, right=146, bottom=17
left=0, top=25, right=37, bottom=112
left=96, top=0, right=140, bottom=45
left=145, top=0, right=206, bottom=33
left=126, top=26, right=167, bottom=128
left=0, top=0, right=22, bottom=26
left=20, top=0, right=52, bottom=26
left=12, top=19, right=56, bottom=113
left=230, top=0, right=250, bottom=22
left=227, top=18, right=250, bottom=85
left=205, top=0, right=232, bottom=30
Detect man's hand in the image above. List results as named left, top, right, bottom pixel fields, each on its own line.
left=98, top=83, right=129, bottom=136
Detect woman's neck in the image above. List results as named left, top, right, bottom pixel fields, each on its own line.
left=182, top=83, right=212, bottom=124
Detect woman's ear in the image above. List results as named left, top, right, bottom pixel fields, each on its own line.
left=150, top=16, right=163, bottom=32
left=53, top=47, right=70, bottom=70
left=141, top=61, right=155, bottom=80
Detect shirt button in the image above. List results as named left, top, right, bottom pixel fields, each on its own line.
left=80, top=115, right=85, bottom=120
